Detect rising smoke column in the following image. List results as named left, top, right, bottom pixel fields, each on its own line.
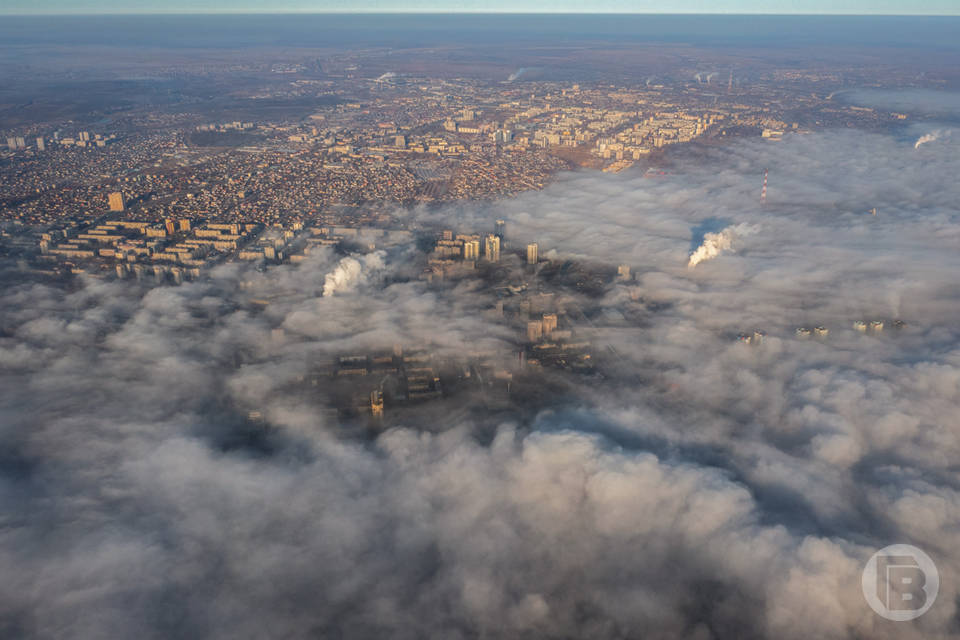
left=914, top=130, right=950, bottom=149
left=687, top=223, right=758, bottom=269
left=322, top=252, right=385, bottom=296
left=507, top=68, right=529, bottom=82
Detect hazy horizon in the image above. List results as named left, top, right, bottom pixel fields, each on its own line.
left=3, top=0, right=960, bottom=16
left=4, top=9, right=960, bottom=15
left=3, top=13, right=959, bottom=50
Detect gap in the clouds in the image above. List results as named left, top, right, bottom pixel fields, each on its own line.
left=689, top=217, right=734, bottom=253
left=200, top=406, right=287, bottom=459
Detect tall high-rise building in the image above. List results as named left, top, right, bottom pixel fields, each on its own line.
left=526, top=242, right=538, bottom=265
left=395, top=134, right=406, bottom=148
left=5, top=138, right=15, bottom=150
left=527, top=320, right=543, bottom=342
left=463, top=239, right=480, bottom=261
left=35, top=137, right=45, bottom=151
left=495, top=219, right=506, bottom=241
left=79, top=131, right=91, bottom=142
left=14, top=137, right=25, bottom=149
left=108, top=191, right=125, bottom=212
left=542, top=313, right=558, bottom=335
left=484, top=234, right=500, bottom=262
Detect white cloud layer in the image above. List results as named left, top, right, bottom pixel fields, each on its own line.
left=1, top=126, right=959, bottom=638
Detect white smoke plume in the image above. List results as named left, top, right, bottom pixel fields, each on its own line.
left=914, top=130, right=950, bottom=149
left=506, top=68, right=528, bottom=82
left=687, top=223, right=758, bottom=269
left=322, top=252, right=385, bottom=296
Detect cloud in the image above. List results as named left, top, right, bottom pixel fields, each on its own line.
left=2, top=125, right=960, bottom=638
left=841, top=89, right=960, bottom=119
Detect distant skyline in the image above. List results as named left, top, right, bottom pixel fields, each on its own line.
left=3, top=1, right=960, bottom=16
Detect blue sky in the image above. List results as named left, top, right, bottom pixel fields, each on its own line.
left=2, top=1, right=959, bottom=15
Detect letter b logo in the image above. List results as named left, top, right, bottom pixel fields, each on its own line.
left=863, top=544, right=938, bottom=621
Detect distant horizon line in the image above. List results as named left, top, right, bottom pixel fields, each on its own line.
left=2, top=11, right=958, bottom=17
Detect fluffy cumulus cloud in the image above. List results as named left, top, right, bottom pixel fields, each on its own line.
left=2, top=123, right=960, bottom=639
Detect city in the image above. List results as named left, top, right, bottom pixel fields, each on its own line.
left=1, top=8, right=959, bottom=640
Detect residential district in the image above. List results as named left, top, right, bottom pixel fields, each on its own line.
left=0, top=74, right=912, bottom=428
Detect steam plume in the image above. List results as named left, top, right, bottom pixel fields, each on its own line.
left=322, top=252, right=384, bottom=296
left=914, top=130, right=948, bottom=149
left=688, top=223, right=757, bottom=269
left=507, top=68, right=529, bottom=82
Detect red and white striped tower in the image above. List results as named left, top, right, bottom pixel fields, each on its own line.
left=761, top=169, right=768, bottom=204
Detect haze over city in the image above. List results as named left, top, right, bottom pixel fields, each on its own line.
left=3, top=1, right=960, bottom=14
left=1, top=4, right=959, bottom=639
